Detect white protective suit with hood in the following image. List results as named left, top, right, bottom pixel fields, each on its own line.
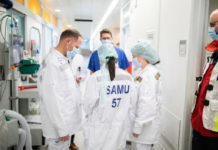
left=83, top=67, right=136, bottom=150
left=38, top=49, right=82, bottom=149
left=129, top=64, right=162, bottom=150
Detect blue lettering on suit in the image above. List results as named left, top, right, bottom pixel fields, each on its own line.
left=106, top=85, right=130, bottom=95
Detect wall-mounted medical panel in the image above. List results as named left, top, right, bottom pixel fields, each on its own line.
left=26, top=16, right=42, bottom=61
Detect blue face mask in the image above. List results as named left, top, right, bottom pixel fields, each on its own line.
left=132, top=58, right=141, bottom=68
left=67, top=48, right=78, bottom=60
left=101, top=40, right=112, bottom=44
left=208, top=27, right=218, bottom=40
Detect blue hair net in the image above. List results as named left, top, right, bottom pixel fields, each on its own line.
left=131, top=40, right=160, bottom=64
left=98, top=40, right=118, bottom=63
left=97, top=40, right=118, bottom=102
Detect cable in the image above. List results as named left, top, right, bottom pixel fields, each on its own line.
left=0, top=17, right=9, bottom=51
left=0, top=12, right=5, bottom=16
left=0, top=80, right=7, bottom=102
left=0, top=15, right=19, bottom=51
left=0, top=15, right=18, bottom=43
left=0, top=15, right=11, bottom=44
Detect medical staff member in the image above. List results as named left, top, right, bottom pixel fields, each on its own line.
left=129, top=41, right=161, bottom=150
left=38, top=29, right=82, bottom=150
left=83, top=41, right=136, bottom=150
left=88, top=28, right=129, bottom=74
left=191, top=9, right=218, bottom=150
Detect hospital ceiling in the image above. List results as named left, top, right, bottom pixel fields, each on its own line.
left=41, top=0, right=122, bottom=38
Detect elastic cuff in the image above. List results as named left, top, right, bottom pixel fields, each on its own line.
left=58, top=129, right=68, bottom=137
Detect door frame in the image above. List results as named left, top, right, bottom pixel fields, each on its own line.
left=182, top=0, right=209, bottom=150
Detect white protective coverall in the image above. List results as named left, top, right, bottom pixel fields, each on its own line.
left=70, top=53, right=87, bottom=82
left=38, top=49, right=82, bottom=150
left=83, top=66, right=136, bottom=150
left=129, top=64, right=162, bottom=150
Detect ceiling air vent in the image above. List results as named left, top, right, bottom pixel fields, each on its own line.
left=74, top=19, right=93, bottom=22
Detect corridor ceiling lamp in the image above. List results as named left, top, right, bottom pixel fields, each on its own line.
left=55, top=9, right=61, bottom=12
left=90, top=0, right=119, bottom=40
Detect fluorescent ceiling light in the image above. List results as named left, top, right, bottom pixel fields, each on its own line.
left=67, top=24, right=72, bottom=28
left=90, top=0, right=119, bottom=40
left=55, top=9, right=61, bottom=12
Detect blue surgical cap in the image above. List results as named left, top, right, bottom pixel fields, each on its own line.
left=98, top=40, right=118, bottom=63
left=131, top=40, right=160, bottom=64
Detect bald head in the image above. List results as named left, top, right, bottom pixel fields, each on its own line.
left=210, top=9, right=218, bottom=34
left=210, top=9, right=218, bottom=21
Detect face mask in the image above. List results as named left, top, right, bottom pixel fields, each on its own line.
left=67, top=48, right=78, bottom=60
left=208, top=27, right=218, bottom=40
left=132, top=58, right=141, bottom=68
left=101, top=40, right=112, bottom=44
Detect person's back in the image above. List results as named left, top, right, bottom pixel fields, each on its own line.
left=83, top=41, right=136, bottom=150
left=84, top=67, right=135, bottom=150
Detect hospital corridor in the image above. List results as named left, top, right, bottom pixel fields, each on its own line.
left=1, top=0, right=218, bottom=150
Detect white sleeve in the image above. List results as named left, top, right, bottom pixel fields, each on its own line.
left=133, top=77, right=157, bottom=134
left=129, top=81, right=138, bottom=123
left=42, top=64, right=68, bottom=137
left=83, top=74, right=99, bottom=116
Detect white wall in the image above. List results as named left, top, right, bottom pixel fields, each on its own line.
left=112, top=28, right=120, bottom=46
left=129, top=0, right=160, bottom=48
left=120, top=0, right=160, bottom=60
left=158, top=0, right=192, bottom=149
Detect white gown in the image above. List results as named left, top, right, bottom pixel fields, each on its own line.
left=38, top=49, right=82, bottom=149
left=129, top=64, right=162, bottom=150
left=83, top=66, right=137, bottom=150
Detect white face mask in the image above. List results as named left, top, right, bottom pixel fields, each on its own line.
left=101, top=40, right=112, bottom=44
left=208, top=27, right=218, bottom=40
left=67, top=48, right=78, bottom=60
left=132, top=58, right=141, bottom=68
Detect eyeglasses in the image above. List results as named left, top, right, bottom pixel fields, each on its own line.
left=210, top=21, right=218, bottom=27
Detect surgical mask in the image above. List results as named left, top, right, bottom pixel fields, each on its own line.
left=67, top=48, right=78, bottom=60
left=132, top=58, right=141, bottom=68
left=101, top=40, right=112, bottom=44
left=208, top=27, right=218, bottom=40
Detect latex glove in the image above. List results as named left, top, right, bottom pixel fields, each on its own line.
left=59, top=134, right=69, bottom=141
left=132, top=133, right=139, bottom=138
